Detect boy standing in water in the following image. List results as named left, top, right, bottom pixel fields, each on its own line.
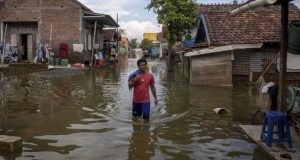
left=128, top=59, right=158, bottom=121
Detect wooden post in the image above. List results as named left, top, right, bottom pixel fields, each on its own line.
left=49, top=22, right=52, bottom=46
left=249, top=71, right=253, bottom=83
left=90, top=21, right=97, bottom=67
left=278, top=0, right=288, bottom=112
left=0, top=22, right=3, bottom=42
left=1, top=24, right=7, bottom=64
left=116, top=13, right=119, bottom=54
left=3, top=24, right=7, bottom=44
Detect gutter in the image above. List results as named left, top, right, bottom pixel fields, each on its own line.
left=230, top=0, right=277, bottom=16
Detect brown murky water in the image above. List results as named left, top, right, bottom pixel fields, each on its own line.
left=0, top=57, right=270, bottom=160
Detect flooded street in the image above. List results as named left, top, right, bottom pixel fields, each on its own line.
left=0, top=58, right=266, bottom=160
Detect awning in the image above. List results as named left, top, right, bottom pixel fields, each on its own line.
left=82, top=11, right=119, bottom=28
left=184, top=43, right=263, bottom=57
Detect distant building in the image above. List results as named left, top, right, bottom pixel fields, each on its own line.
left=143, top=33, right=157, bottom=41
left=120, top=36, right=129, bottom=54
left=103, top=29, right=117, bottom=48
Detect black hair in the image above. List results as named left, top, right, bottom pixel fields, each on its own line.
left=137, top=58, right=147, bottom=67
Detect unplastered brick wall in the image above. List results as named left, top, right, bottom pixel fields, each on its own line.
left=0, top=0, right=81, bottom=53
left=41, top=7, right=80, bottom=53
left=0, top=0, right=40, bottom=21
left=40, top=0, right=81, bottom=53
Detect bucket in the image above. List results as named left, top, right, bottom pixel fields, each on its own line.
left=60, top=59, right=69, bottom=66
left=54, top=58, right=60, bottom=65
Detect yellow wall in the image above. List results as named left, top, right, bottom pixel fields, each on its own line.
left=143, top=33, right=157, bottom=41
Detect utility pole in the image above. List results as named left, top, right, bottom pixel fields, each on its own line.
left=278, top=0, right=289, bottom=112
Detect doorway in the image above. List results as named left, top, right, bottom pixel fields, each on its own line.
left=19, top=34, right=33, bottom=62
left=20, top=34, right=28, bottom=60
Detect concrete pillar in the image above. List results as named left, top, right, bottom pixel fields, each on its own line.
left=79, top=9, right=82, bottom=43
left=0, top=135, right=22, bottom=152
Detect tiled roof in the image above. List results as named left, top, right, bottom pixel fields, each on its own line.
left=199, top=4, right=300, bottom=46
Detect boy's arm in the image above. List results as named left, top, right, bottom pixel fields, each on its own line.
left=128, top=76, right=140, bottom=89
left=150, top=85, right=158, bottom=104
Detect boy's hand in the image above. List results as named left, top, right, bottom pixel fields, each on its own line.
left=134, top=76, right=140, bottom=82
left=154, top=98, right=158, bottom=105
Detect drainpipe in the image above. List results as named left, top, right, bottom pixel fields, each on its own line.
left=230, top=0, right=277, bottom=16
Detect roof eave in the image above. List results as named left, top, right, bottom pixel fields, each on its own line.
left=83, top=13, right=119, bottom=28
left=184, top=43, right=263, bottom=57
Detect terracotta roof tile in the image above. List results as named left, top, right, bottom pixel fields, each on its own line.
left=199, top=4, right=300, bottom=45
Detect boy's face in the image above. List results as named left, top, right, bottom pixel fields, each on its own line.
left=138, top=62, right=147, bottom=72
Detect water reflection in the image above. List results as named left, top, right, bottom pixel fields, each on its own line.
left=128, top=123, right=155, bottom=160
left=0, top=57, right=260, bottom=160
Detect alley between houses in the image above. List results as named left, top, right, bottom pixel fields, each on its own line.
left=0, top=57, right=270, bottom=160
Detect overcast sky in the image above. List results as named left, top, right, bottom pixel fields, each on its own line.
left=78, top=0, right=300, bottom=41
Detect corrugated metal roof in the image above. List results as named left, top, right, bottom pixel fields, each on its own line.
left=184, top=43, right=263, bottom=57
left=82, top=11, right=119, bottom=28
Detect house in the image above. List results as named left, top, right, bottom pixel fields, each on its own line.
left=184, top=2, right=300, bottom=86
left=143, top=33, right=157, bottom=42
left=103, top=28, right=117, bottom=48
left=120, top=35, right=129, bottom=54
left=0, top=0, right=118, bottom=62
left=143, top=32, right=166, bottom=58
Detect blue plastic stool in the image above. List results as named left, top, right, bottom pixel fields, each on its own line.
left=261, top=111, right=292, bottom=148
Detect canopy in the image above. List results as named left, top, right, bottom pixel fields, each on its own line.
left=82, top=11, right=119, bottom=28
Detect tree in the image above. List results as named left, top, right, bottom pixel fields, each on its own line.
left=139, top=39, right=153, bottom=51
left=146, top=0, right=198, bottom=71
left=129, top=38, right=138, bottom=49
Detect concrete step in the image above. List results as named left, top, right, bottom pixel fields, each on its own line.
left=0, top=135, right=22, bottom=152
left=8, top=63, right=47, bottom=68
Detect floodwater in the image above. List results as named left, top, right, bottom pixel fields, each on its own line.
left=0, top=57, right=270, bottom=160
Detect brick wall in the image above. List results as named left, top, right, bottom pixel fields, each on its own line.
left=0, top=0, right=81, bottom=53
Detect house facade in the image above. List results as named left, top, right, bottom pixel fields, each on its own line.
left=0, top=0, right=118, bottom=62
left=184, top=3, right=300, bottom=86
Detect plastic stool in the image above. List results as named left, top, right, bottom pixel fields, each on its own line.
left=261, top=111, right=292, bottom=148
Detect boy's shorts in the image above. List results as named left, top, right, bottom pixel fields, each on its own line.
left=132, top=102, right=150, bottom=119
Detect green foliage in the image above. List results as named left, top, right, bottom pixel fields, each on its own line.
left=129, top=38, right=138, bottom=49
left=139, top=39, right=153, bottom=51
left=146, top=0, right=198, bottom=47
